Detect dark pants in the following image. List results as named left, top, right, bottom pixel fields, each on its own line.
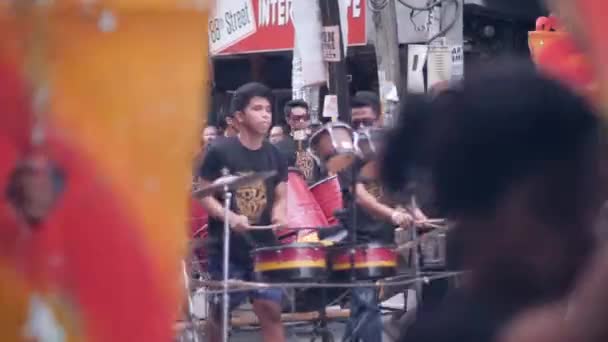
left=343, top=287, right=383, bottom=342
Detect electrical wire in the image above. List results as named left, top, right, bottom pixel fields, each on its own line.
left=427, top=0, right=459, bottom=44
left=368, top=0, right=460, bottom=45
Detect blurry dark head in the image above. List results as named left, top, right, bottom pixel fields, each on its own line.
left=269, top=125, right=286, bottom=144
left=351, top=91, right=381, bottom=130
left=230, top=82, right=273, bottom=137
left=284, top=99, right=310, bottom=131
left=383, top=59, right=603, bottom=303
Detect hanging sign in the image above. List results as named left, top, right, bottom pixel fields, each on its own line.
left=211, top=0, right=367, bottom=55
left=209, top=0, right=257, bottom=55
left=322, top=26, right=342, bottom=62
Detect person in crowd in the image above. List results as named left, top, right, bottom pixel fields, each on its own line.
left=274, top=99, right=320, bottom=184
left=338, top=91, right=419, bottom=342
left=202, top=125, right=218, bottom=146
left=379, top=60, right=603, bottom=342
left=193, top=125, right=218, bottom=180
left=217, top=111, right=239, bottom=140
left=269, top=125, right=286, bottom=144
left=199, top=82, right=287, bottom=342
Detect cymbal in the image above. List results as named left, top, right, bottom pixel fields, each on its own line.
left=192, top=171, right=277, bottom=198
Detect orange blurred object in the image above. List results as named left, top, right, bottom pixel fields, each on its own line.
left=544, top=0, right=608, bottom=115
left=0, top=0, right=209, bottom=341
left=529, top=15, right=597, bottom=103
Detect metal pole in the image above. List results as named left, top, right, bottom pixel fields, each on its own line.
left=222, top=188, right=232, bottom=342
left=319, top=0, right=351, bottom=124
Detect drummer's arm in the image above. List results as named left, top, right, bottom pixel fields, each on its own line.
left=272, top=182, right=288, bottom=227
left=197, top=178, right=239, bottom=222
left=354, top=183, right=400, bottom=225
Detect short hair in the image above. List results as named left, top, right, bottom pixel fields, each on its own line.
left=351, top=91, right=380, bottom=116
left=382, top=59, right=601, bottom=219
left=284, top=99, right=309, bottom=119
left=230, top=82, right=273, bottom=114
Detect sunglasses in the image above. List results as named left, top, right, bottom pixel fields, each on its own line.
left=352, top=119, right=376, bottom=129
left=289, top=114, right=310, bottom=122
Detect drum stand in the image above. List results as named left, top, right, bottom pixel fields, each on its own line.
left=182, top=260, right=201, bottom=342
left=221, top=185, right=232, bottom=342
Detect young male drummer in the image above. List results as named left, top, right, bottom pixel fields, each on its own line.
left=273, top=99, right=321, bottom=184
left=341, top=91, right=422, bottom=342
left=198, top=82, right=287, bottom=342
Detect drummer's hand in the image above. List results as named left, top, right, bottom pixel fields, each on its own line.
left=228, top=213, right=250, bottom=232
left=391, top=210, right=414, bottom=228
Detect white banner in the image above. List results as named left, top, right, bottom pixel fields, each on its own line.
left=322, top=26, right=342, bottom=62
left=209, top=0, right=257, bottom=54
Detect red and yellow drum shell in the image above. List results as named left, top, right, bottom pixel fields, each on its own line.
left=252, top=243, right=327, bottom=282
left=309, top=175, right=343, bottom=225
left=329, top=244, right=397, bottom=280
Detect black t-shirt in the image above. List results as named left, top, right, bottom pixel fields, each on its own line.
left=338, top=160, right=396, bottom=244
left=199, top=137, right=288, bottom=265
left=274, top=135, right=321, bottom=185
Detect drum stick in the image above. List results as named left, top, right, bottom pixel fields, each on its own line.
left=246, top=224, right=282, bottom=230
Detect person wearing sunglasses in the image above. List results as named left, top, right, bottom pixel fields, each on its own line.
left=273, top=99, right=320, bottom=184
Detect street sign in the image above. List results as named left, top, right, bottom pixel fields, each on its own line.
left=209, top=0, right=257, bottom=55
left=211, top=0, right=367, bottom=55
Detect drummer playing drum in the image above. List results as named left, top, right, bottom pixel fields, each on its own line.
left=341, top=91, right=427, bottom=342
left=198, top=82, right=287, bottom=342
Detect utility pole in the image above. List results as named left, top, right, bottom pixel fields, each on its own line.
left=319, top=0, right=351, bottom=123
left=370, top=0, right=402, bottom=126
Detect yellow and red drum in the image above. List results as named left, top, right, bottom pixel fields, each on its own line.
left=252, top=243, right=328, bottom=282
left=328, top=243, right=398, bottom=281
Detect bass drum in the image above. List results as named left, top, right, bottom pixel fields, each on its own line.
left=277, top=168, right=328, bottom=244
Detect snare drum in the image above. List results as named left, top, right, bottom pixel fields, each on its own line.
left=309, top=122, right=356, bottom=173
left=328, top=243, right=397, bottom=280
left=252, top=243, right=327, bottom=282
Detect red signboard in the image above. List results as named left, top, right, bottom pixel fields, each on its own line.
left=212, top=0, right=367, bottom=55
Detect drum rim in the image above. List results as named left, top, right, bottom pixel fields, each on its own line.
left=309, top=121, right=354, bottom=144
left=252, top=242, right=325, bottom=253
left=308, top=174, right=339, bottom=189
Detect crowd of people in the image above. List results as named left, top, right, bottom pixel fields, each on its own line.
left=191, top=57, right=608, bottom=342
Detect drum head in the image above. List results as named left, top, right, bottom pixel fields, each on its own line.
left=309, top=122, right=356, bottom=173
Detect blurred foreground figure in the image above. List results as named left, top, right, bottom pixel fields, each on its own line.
left=500, top=245, right=608, bottom=342
left=382, top=60, right=604, bottom=342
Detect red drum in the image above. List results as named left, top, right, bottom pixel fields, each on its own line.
left=309, top=122, right=356, bottom=173
left=276, top=168, right=328, bottom=244
left=328, top=243, right=397, bottom=280
left=189, top=198, right=209, bottom=271
left=252, top=243, right=327, bottom=282
left=309, top=175, right=343, bottom=225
